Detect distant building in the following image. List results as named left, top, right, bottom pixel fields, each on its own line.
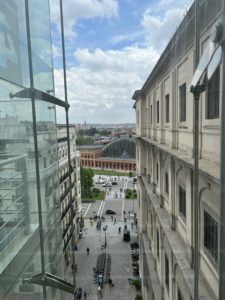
left=133, top=1, right=223, bottom=300
left=79, top=136, right=136, bottom=172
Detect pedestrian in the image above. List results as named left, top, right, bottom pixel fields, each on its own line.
left=131, top=222, right=134, bottom=229
left=108, top=278, right=113, bottom=287
left=77, top=287, right=82, bottom=300
left=118, top=227, right=121, bottom=234
left=84, top=290, right=87, bottom=299
left=111, top=215, right=113, bottom=221
left=114, top=218, right=117, bottom=224
left=86, top=247, right=90, bottom=255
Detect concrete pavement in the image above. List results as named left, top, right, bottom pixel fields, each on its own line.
left=69, top=216, right=140, bottom=299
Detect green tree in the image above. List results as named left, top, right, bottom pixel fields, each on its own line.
left=80, top=167, right=94, bottom=198
left=76, top=136, right=94, bottom=146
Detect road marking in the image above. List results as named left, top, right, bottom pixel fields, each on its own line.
left=83, top=203, right=91, bottom=217
left=99, top=201, right=105, bottom=217
left=122, top=198, right=125, bottom=220
left=97, top=201, right=104, bottom=216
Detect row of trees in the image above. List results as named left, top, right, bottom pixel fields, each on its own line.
left=76, top=136, right=94, bottom=146
left=80, top=167, right=94, bottom=198
left=76, top=127, right=111, bottom=146
left=78, top=127, right=111, bottom=137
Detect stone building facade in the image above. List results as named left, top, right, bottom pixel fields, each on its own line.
left=132, top=1, right=223, bottom=300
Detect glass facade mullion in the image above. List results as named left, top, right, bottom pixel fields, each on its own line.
left=0, top=1, right=65, bottom=299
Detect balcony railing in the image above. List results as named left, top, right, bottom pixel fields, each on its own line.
left=62, top=223, right=70, bottom=239
left=61, top=203, right=71, bottom=220
left=63, top=231, right=72, bottom=252
left=60, top=172, right=69, bottom=183
left=60, top=187, right=70, bottom=202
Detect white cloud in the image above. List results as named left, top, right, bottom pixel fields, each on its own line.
left=50, top=0, right=118, bottom=37
left=109, top=31, right=143, bottom=46
left=141, top=8, right=185, bottom=51
left=53, top=0, right=193, bottom=124
left=55, top=46, right=159, bottom=123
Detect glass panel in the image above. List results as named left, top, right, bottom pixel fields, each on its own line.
left=207, top=46, right=222, bottom=81
left=0, top=0, right=29, bottom=87
left=0, top=82, right=43, bottom=299
left=35, top=99, right=63, bottom=299
left=0, top=1, right=65, bottom=299
left=29, top=0, right=54, bottom=93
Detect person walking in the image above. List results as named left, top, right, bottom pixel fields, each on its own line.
left=86, top=247, right=90, bottom=255
left=84, top=290, right=87, bottom=299
left=79, top=288, right=82, bottom=298
left=114, top=218, right=117, bottom=224
left=108, top=278, right=113, bottom=287
left=131, top=222, right=134, bottom=229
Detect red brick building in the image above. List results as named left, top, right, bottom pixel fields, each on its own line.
left=78, top=137, right=136, bottom=172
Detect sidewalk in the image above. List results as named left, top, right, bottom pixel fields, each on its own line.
left=70, top=217, right=140, bottom=299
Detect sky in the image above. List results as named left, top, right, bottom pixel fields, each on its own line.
left=49, top=0, right=193, bottom=124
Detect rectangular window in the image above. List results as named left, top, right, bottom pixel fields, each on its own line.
left=43, top=157, right=46, bottom=168
left=179, top=186, right=186, bottom=220
left=206, top=67, right=220, bottom=119
left=165, top=172, right=169, bottom=195
left=157, top=101, right=159, bottom=123
left=156, top=163, right=159, bottom=182
left=165, top=254, right=169, bottom=293
left=179, top=83, right=186, bottom=122
left=178, top=288, right=183, bottom=300
left=156, top=230, right=159, bottom=259
left=165, top=94, right=170, bottom=123
left=151, top=105, right=153, bottom=124
left=204, top=210, right=218, bottom=262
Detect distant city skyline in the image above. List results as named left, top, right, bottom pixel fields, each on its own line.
left=50, top=0, right=193, bottom=124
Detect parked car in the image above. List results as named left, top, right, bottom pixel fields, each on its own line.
left=105, top=209, right=116, bottom=214
left=102, top=182, right=112, bottom=187
left=111, top=182, right=118, bottom=185
left=95, top=179, right=105, bottom=184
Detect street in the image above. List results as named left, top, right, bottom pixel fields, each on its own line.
left=65, top=175, right=139, bottom=300
left=81, top=175, right=137, bottom=220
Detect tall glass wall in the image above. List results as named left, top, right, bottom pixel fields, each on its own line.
left=0, top=1, right=66, bottom=299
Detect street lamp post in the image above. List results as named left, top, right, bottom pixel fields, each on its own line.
left=103, top=225, right=108, bottom=247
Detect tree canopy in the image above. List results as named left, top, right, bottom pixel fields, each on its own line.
left=80, top=167, right=94, bottom=198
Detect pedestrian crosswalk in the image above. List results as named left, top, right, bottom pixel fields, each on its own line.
left=81, top=203, right=91, bottom=218
left=105, top=189, right=125, bottom=200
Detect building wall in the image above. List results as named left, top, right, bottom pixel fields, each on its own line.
left=57, top=127, right=81, bottom=267
left=133, top=1, right=223, bottom=299
left=79, top=148, right=136, bottom=172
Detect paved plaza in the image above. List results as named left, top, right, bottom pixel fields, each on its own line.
left=64, top=175, right=139, bottom=300
left=64, top=196, right=140, bottom=300
left=73, top=216, right=139, bottom=299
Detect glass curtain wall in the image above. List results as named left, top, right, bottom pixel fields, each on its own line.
left=0, top=1, right=70, bottom=299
